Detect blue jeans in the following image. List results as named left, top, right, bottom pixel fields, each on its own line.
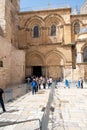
left=32, top=87, right=37, bottom=95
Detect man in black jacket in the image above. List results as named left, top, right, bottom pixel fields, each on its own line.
left=0, top=88, right=6, bottom=112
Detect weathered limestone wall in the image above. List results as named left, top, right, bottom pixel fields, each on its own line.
left=64, top=25, right=71, bottom=44
left=0, top=36, right=25, bottom=88
left=0, top=0, right=5, bottom=36
left=71, top=65, right=84, bottom=81
left=0, top=0, right=25, bottom=88
left=64, top=66, right=73, bottom=80
left=5, top=0, right=19, bottom=47
left=71, top=15, right=87, bottom=43
left=4, top=84, right=27, bottom=103
left=0, top=36, right=11, bottom=88
left=10, top=47, right=25, bottom=85
left=18, top=8, right=71, bottom=48
left=26, top=45, right=72, bottom=66
left=0, top=0, right=20, bottom=47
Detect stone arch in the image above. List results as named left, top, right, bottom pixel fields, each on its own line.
left=81, top=43, right=87, bottom=62
left=81, top=43, right=87, bottom=51
left=45, top=50, right=66, bottom=79
left=71, top=19, right=83, bottom=25
left=44, top=14, right=64, bottom=43
left=24, top=15, right=44, bottom=28
left=46, top=50, right=66, bottom=66
left=26, top=51, right=45, bottom=66
left=44, top=14, right=65, bottom=26
left=24, top=16, right=45, bottom=38
left=71, top=19, right=83, bottom=35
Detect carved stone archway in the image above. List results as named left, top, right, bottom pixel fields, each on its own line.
left=26, top=51, right=45, bottom=76
left=46, top=51, right=65, bottom=79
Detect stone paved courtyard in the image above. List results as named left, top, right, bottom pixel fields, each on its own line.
left=48, top=86, right=87, bottom=130
left=0, top=85, right=87, bottom=130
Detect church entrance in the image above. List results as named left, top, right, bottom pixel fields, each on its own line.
left=32, top=66, right=42, bottom=77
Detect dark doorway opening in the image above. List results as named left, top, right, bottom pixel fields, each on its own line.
left=32, top=66, right=42, bottom=77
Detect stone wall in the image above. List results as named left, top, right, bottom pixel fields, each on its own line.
left=0, top=36, right=11, bottom=88
left=0, top=0, right=5, bottom=36
left=0, top=36, right=25, bottom=88
left=18, top=8, right=71, bottom=48
left=71, top=15, right=87, bottom=43
left=0, top=0, right=26, bottom=88
left=0, top=0, right=20, bottom=47
left=5, top=0, right=19, bottom=47
left=18, top=8, right=74, bottom=79
left=10, top=47, right=25, bottom=85
left=4, top=84, right=27, bottom=103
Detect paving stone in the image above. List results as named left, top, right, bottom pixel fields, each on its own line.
left=0, top=89, right=50, bottom=130
left=48, top=86, right=87, bottom=130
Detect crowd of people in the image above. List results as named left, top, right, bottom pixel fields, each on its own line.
left=26, top=76, right=84, bottom=94
left=0, top=76, right=84, bottom=113
left=65, top=78, right=83, bottom=88
left=27, top=76, right=53, bottom=95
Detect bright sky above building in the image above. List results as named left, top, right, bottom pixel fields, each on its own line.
left=20, top=0, right=85, bottom=12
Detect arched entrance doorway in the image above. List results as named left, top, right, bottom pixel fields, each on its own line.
left=26, top=52, right=45, bottom=77
left=32, top=66, right=42, bottom=77
left=26, top=50, right=65, bottom=79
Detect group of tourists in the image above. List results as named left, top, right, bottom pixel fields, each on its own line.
left=27, top=76, right=84, bottom=93
left=27, top=76, right=53, bottom=95
left=0, top=76, right=84, bottom=113
left=77, top=78, right=83, bottom=88
left=65, top=78, right=83, bottom=88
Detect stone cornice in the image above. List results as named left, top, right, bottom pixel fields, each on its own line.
left=19, top=7, right=71, bottom=15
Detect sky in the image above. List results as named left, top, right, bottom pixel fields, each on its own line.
left=20, top=0, right=85, bottom=12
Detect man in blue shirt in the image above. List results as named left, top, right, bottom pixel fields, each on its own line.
left=31, top=78, right=37, bottom=95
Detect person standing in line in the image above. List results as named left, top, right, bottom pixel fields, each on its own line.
left=81, top=78, right=83, bottom=88
left=42, top=76, right=46, bottom=89
left=0, top=88, right=6, bottom=112
left=48, top=77, right=53, bottom=88
left=77, top=79, right=81, bottom=88
left=38, top=78, right=42, bottom=89
left=65, top=79, right=70, bottom=88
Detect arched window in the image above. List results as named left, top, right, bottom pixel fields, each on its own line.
left=33, top=26, right=39, bottom=38
left=83, top=47, right=87, bottom=62
left=51, top=25, right=56, bottom=36
left=74, top=22, right=80, bottom=34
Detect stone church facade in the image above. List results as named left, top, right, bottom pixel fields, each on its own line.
left=0, top=0, right=87, bottom=88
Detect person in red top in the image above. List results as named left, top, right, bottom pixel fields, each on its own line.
left=0, top=88, right=6, bottom=112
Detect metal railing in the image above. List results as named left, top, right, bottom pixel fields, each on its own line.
left=0, top=118, right=41, bottom=130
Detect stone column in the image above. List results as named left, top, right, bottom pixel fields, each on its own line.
left=42, top=66, right=46, bottom=76
left=76, top=52, right=82, bottom=63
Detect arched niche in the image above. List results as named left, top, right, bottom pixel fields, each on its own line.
left=24, top=15, right=44, bottom=28
left=46, top=51, right=65, bottom=66
left=45, top=51, right=65, bottom=79
left=45, top=14, right=65, bottom=26
left=26, top=52, right=44, bottom=66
